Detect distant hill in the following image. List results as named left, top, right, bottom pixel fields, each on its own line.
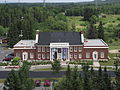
left=0, top=0, right=120, bottom=6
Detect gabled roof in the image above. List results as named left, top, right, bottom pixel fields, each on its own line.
left=37, top=32, right=82, bottom=45
left=84, top=39, right=108, bottom=47
left=14, top=40, right=35, bottom=47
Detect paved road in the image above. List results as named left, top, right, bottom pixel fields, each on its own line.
left=0, top=44, right=13, bottom=61
left=0, top=71, right=116, bottom=79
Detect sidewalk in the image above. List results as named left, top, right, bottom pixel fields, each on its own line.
left=0, top=63, right=119, bottom=71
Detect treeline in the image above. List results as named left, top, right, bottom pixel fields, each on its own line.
left=54, top=64, right=120, bottom=90
left=0, top=3, right=120, bottom=47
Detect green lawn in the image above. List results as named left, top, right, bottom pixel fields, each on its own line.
left=99, top=60, right=115, bottom=66
left=109, top=46, right=120, bottom=50
left=33, top=67, right=82, bottom=71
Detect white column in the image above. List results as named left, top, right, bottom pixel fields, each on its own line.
left=50, top=47, right=52, bottom=61
left=67, top=47, right=70, bottom=61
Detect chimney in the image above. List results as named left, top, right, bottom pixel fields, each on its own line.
left=35, top=30, right=39, bottom=43
left=81, top=31, right=84, bottom=43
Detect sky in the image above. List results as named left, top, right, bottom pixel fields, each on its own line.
left=0, top=0, right=94, bottom=3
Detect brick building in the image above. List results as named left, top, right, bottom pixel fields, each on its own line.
left=13, top=32, right=108, bottom=61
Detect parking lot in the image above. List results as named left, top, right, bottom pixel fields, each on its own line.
left=0, top=81, right=55, bottom=90
left=0, top=44, right=13, bottom=62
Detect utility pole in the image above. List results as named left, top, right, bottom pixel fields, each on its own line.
left=19, top=30, right=23, bottom=40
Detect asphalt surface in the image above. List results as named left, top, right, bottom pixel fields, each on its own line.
left=0, top=71, right=116, bottom=79
left=0, top=44, right=13, bottom=61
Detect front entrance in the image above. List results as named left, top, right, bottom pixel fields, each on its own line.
left=22, top=52, right=28, bottom=60
left=51, top=48, right=68, bottom=61
left=92, top=51, right=98, bottom=61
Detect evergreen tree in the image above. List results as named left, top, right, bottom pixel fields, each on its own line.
left=103, top=67, right=112, bottom=90
left=115, top=68, right=120, bottom=90
left=51, top=60, right=61, bottom=73
left=3, top=70, right=21, bottom=90
left=98, top=21, right=105, bottom=40
left=3, top=62, right=35, bottom=90
left=87, top=23, right=98, bottom=39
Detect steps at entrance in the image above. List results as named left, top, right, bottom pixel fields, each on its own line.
left=93, top=61, right=100, bottom=67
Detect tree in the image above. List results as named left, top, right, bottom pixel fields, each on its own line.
left=114, top=60, right=120, bottom=90
left=98, top=21, right=105, bottom=40
left=3, top=62, right=35, bottom=90
left=87, top=23, right=98, bottom=39
left=3, top=70, right=21, bottom=90
left=51, top=60, right=61, bottom=73
left=103, top=67, right=112, bottom=90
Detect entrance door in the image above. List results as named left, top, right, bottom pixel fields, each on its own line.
left=92, top=51, right=98, bottom=61
left=22, top=52, right=28, bottom=60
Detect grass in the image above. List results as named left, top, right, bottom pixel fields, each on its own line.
left=33, top=67, right=82, bottom=71
left=99, top=60, right=115, bottom=66
left=0, top=79, right=5, bottom=83
left=109, top=46, right=120, bottom=50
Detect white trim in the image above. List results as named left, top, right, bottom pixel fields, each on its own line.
left=35, top=34, right=38, bottom=43
left=13, top=48, right=36, bottom=49
left=22, top=52, right=28, bottom=60
left=92, top=51, right=98, bottom=61
left=101, top=39, right=108, bottom=46
left=70, top=45, right=83, bottom=46
left=81, top=34, right=84, bottom=43
left=84, top=47, right=108, bottom=48
left=50, top=43, right=69, bottom=48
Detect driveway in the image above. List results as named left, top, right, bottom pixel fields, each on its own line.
left=0, top=44, right=13, bottom=62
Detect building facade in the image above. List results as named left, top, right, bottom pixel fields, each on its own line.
left=14, top=32, right=108, bottom=61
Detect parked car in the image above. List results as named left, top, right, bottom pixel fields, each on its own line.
left=5, top=53, right=14, bottom=57
left=44, top=80, right=51, bottom=87
left=3, top=53, right=14, bottom=61
left=35, top=80, right=41, bottom=87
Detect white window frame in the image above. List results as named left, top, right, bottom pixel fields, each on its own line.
left=70, top=53, right=73, bottom=59
left=38, top=47, right=41, bottom=52
left=42, top=53, right=45, bottom=59
left=38, top=54, right=41, bottom=59
left=30, top=53, right=34, bottom=59
left=79, top=53, right=82, bottom=58
left=42, top=47, right=45, bottom=52
left=101, top=52, right=104, bottom=58
left=79, top=47, right=82, bottom=52
left=46, top=47, right=50, bottom=52
left=70, top=47, right=73, bottom=52
left=46, top=53, right=50, bottom=59
left=74, top=53, right=77, bottom=59
left=86, top=52, right=90, bottom=58
left=74, top=47, right=77, bottom=52
left=16, top=53, right=20, bottom=57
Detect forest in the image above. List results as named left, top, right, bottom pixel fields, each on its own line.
left=0, top=2, right=120, bottom=47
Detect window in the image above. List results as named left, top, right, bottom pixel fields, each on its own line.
left=46, top=47, right=50, bottom=52
left=101, top=52, right=104, bottom=58
left=38, top=47, right=41, bottom=52
left=70, top=47, right=73, bottom=52
left=74, top=47, right=77, bottom=52
left=30, top=53, right=34, bottom=59
left=38, top=54, right=41, bottom=59
left=79, top=53, right=82, bottom=58
left=86, top=52, right=90, bottom=58
left=74, top=53, right=77, bottom=59
left=42, top=53, right=45, bottom=59
left=78, top=47, right=82, bottom=52
left=16, top=53, right=21, bottom=57
left=70, top=53, right=73, bottom=59
left=42, top=47, right=45, bottom=52
left=46, top=53, right=50, bottom=59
